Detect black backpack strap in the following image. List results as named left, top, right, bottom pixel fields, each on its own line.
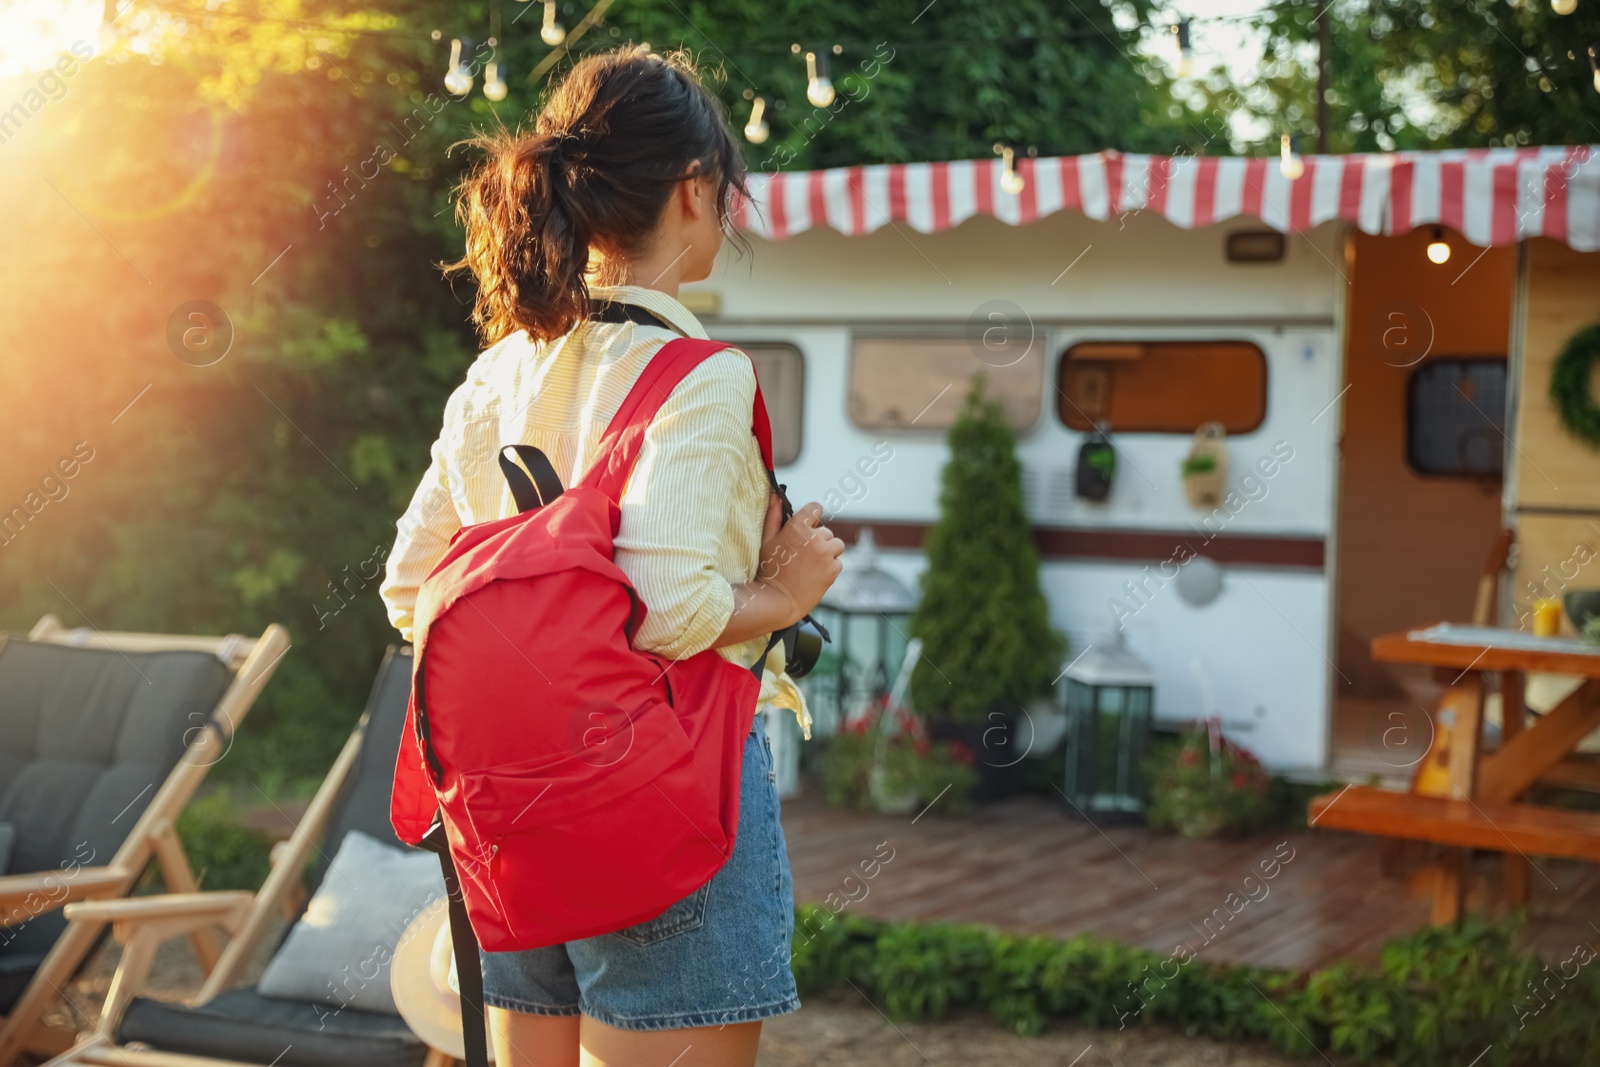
left=498, top=444, right=564, bottom=513
left=420, top=817, right=489, bottom=1067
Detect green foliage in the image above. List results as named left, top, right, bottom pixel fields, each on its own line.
left=789, top=909, right=1600, bottom=1063
left=1224, top=0, right=1600, bottom=152
left=909, top=379, right=1066, bottom=721
left=1180, top=453, right=1218, bottom=477
left=821, top=700, right=975, bottom=813
left=1548, top=323, right=1600, bottom=450
left=175, top=792, right=274, bottom=892
left=1145, top=726, right=1272, bottom=838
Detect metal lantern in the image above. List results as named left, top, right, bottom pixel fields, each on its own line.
left=1062, top=632, right=1155, bottom=816
left=805, top=528, right=917, bottom=734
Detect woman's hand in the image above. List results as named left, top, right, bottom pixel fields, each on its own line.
left=757, top=498, right=845, bottom=625
left=713, top=495, right=845, bottom=650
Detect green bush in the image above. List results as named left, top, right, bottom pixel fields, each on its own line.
left=788, top=908, right=1600, bottom=1064
left=908, top=378, right=1066, bottom=721
left=1146, top=724, right=1272, bottom=838
left=175, top=791, right=274, bottom=892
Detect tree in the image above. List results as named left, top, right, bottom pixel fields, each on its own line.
left=908, top=378, right=1065, bottom=721
left=1211, top=0, right=1600, bottom=152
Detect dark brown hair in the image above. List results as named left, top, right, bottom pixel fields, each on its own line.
left=447, top=46, right=747, bottom=345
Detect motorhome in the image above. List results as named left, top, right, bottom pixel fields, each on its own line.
left=691, top=147, right=1600, bottom=777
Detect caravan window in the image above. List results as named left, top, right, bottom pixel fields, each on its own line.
left=1406, top=358, right=1506, bottom=478
left=848, top=338, right=1043, bottom=432
left=1057, top=341, right=1267, bottom=434
left=743, top=343, right=805, bottom=466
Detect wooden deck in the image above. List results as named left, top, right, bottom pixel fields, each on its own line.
left=780, top=788, right=1600, bottom=972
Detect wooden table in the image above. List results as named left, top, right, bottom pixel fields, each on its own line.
left=1364, top=623, right=1600, bottom=921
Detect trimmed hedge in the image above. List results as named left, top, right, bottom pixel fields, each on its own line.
left=790, top=906, right=1600, bottom=1065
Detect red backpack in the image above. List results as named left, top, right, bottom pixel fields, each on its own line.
left=390, top=337, right=781, bottom=957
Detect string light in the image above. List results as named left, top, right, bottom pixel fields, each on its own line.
left=1590, top=44, right=1600, bottom=93
left=1279, top=133, right=1305, bottom=181
left=1171, top=19, right=1194, bottom=78
left=802, top=47, right=835, bottom=107
left=1426, top=226, right=1451, bottom=264
left=444, top=37, right=474, bottom=96
left=743, top=94, right=770, bottom=144
left=996, top=144, right=1024, bottom=195
left=483, top=58, right=508, bottom=101
left=1553, top=0, right=1578, bottom=14
left=541, top=0, right=567, bottom=47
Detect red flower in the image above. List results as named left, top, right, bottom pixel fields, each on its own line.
left=1230, top=771, right=1251, bottom=790
left=947, top=740, right=976, bottom=765
left=915, top=738, right=931, bottom=756
left=1179, top=748, right=1200, bottom=765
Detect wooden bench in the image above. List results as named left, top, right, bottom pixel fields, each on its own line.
left=1310, top=785, right=1600, bottom=863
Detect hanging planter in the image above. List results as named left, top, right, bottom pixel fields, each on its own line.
left=1549, top=322, right=1600, bottom=451
left=1075, top=425, right=1117, bottom=501
left=1181, top=422, right=1228, bottom=509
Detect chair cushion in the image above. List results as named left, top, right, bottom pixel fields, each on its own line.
left=257, top=830, right=443, bottom=1015
left=0, top=639, right=231, bottom=1006
left=118, top=987, right=427, bottom=1067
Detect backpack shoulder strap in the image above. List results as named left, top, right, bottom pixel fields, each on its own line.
left=581, top=337, right=775, bottom=502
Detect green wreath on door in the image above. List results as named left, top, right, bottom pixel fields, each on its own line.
left=1549, top=323, right=1600, bottom=450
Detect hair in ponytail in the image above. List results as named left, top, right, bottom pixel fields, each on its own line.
left=447, top=46, right=747, bottom=345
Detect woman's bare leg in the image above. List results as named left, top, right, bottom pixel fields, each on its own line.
left=489, top=1005, right=582, bottom=1067
left=578, top=1017, right=762, bottom=1067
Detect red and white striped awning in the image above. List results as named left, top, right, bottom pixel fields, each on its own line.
left=731, top=145, right=1600, bottom=251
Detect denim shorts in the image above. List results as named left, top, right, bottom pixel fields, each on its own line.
left=479, top=710, right=801, bottom=1031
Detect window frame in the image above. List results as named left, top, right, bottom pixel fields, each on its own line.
left=734, top=340, right=806, bottom=467
left=1403, top=355, right=1508, bottom=480
left=845, top=332, right=1046, bottom=436
left=1055, top=339, right=1270, bottom=435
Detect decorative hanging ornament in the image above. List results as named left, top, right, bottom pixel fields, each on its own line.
left=444, top=37, right=474, bottom=96
left=1548, top=322, right=1600, bottom=449
left=1552, top=0, right=1578, bottom=15
left=1279, top=133, right=1305, bottom=181
left=743, top=95, right=770, bottom=144
left=541, top=0, right=567, bottom=46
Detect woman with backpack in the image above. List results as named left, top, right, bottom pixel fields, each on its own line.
left=380, top=46, right=845, bottom=1067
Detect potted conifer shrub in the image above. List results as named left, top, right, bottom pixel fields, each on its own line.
left=908, top=377, right=1067, bottom=800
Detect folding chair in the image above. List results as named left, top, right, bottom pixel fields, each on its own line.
left=0, top=615, right=290, bottom=1064
left=46, top=647, right=444, bottom=1067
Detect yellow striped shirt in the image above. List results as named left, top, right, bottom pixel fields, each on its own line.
left=379, top=284, right=809, bottom=736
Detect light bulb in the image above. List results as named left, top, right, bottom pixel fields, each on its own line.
left=1172, top=20, right=1194, bottom=78
left=743, top=96, right=769, bottom=144
left=1279, top=133, right=1305, bottom=180
left=998, top=146, right=1024, bottom=195
left=805, top=51, right=835, bottom=107
left=483, top=60, right=507, bottom=101
left=444, top=38, right=473, bottom=96
left=1553, top=0, right=1578, bottom=14
left=541, top=1, right=566, bottom=46
left=1426, top=228, right=1451, bottom=264
left=1591, top=45, right=1600, bottom=92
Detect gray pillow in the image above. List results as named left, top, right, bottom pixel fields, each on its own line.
left=0, top=822, right=13, bottom=876
left=257, top=830, right=444, bottom=1016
